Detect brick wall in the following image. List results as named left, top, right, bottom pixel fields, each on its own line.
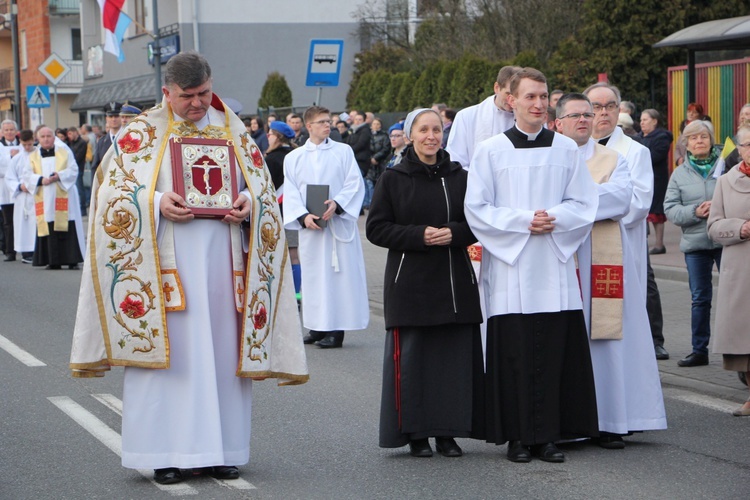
left=16, top=0, right=50, bottom=127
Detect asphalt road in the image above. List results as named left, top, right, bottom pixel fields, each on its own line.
left=1, top=233, right=749, bottom=499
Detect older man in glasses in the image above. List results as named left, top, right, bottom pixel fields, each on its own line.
left=583, top=83, right=668, bottom=362
left=557, top=92, right=667, bottom=450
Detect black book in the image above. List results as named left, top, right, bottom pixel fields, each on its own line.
left=306, top=184, right=329, bottom=228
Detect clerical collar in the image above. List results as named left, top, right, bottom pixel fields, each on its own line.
left=514, top=124, right=544, bottom=141
left=597, top=134, right=612, bottom=146
left=40, top=147, right=55, bottom=158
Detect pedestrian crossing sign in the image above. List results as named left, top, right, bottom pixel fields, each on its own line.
left=27, top=85, right=51, bottom=108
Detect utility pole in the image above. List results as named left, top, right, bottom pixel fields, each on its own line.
left=152, top=0, right=161, bottom=101
left=11, top=0, right=22, bottom=127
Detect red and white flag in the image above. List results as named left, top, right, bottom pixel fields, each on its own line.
left=97, top=0, right=132, bottom=63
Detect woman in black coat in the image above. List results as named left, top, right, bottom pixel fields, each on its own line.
left=366, top=108, right=482, bottom=458
left=638, top=109, right=673, bottom=254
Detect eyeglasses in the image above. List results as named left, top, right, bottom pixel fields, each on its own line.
left=737, top=142, right=750, bottom=148
left=390, top=133, right=403, bottom=138
left=559, top=113, right=595, bottom=121
left=309, top=119, right=332, bottom=126
left=591, top=102, right=618, bottom=113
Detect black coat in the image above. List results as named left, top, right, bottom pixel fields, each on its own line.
left=638, top=127, right=673, bottom=214
left=92, top=133, right=113, bottom=173
left=366, top=146, right=481, bottom=329
left=67, top=137, right=87, bottom=169
left=347, top=124, right=372, bottom=176
left=264, top=146, right=293, bottom=191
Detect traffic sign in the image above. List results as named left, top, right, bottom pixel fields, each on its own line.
left=306, top=39, right=344, bottom=87
left=39, top=53, right=71, bottom=85
left=27, top=85, right=51, bottom=108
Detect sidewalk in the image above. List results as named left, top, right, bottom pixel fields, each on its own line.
left=360, top=217, right=748, bottom=405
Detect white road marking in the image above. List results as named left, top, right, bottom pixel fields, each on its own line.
left=52, top=395, right=258, bottom=491
left=666, top=388, right=739, bottom=414
left=48, top=396, right=198, bottom=496
left=213, top=476, right=257, bottom=490
left=92, top=393, right=123, bottom=416
left=0, top=333, right=46, bottom=367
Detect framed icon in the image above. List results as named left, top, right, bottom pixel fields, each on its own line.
left=170, top=137, right=239, bottom=218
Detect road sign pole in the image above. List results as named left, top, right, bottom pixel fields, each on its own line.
left=316, top=87, right=322, bottom=106
left=53, top=85, right=58, bottom=129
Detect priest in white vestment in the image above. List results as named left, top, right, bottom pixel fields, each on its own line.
left=556, top=94, right=667, bottom=449
left=70, top=52, right=308, bottom=485
left=24, top=126, right=84, bottom=269
left=4, top=130, right=37, bottom=261
left=584, top=83, right=668, bottom=359
left=465, top=69, right=600, bottom=464
left=283, top=106, right=369, bottom=348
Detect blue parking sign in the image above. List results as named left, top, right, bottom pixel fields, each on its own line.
left=306, top=39, right=344, bottom=87
left=27, top=85, right=51, bottom=108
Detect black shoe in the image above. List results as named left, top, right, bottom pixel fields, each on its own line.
left=409, top=438, right=433, bottom=457
left=435, top=437, right=463, bottom=457
left=598, top=434, right=625, bottom=450
left=302, top=330, right=326, bottom=344
left=68, top=264, right=79, bottom=270
left=678, top=353, right=708, bottom=367
left=211, top=466, right=240, bottom=480
left=3, top=254, right=16, bottom=262
left=154, top=468, right=183, bottom=484
left=46, top=264, right=62, bottom=270
left=532, top=442, right=565, bottom=463
left=506, top=440, right=531, bottom=463
left=315, top=335, right=343, bottom=349
left=655, top=345, right=670, bottom=360
left=649, top=246, right=666, bottom=255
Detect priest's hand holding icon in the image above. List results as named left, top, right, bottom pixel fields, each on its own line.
left=223, top=194, right=251, bottom=225
left=160, top=191, right=195, bottom=223
left=529, top=209, right=556, bottom=234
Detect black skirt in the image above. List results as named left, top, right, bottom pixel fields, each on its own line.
left=33, top=221, right=83, bottom=267
left=379, top=323, right=483, bottom=448
left=477, top=310, right=599, bottom=446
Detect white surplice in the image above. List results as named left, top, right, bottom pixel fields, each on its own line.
left=0, top=144, right=22, bottom=205
left=4, top=148, right=37, bottom=252
left=121, top=113, right=253, bottom=469
left=24, top=147, right=85, bottom=256
left=602, top=126, right=654, bottom=294
left=282, top=138, right=369, bottom=331
left=576, top=139, right=667, bottom=434
left=445, top=95, right=515, bottom=170
left=465, top=128, right=598, bottom=316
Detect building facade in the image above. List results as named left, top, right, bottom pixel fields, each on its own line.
left=0, top=0, right=84, bottom=129
left=74, top=0, right=386, bottom=119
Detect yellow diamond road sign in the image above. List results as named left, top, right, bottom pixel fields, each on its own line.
left=39, top=53, right=71, bottom=86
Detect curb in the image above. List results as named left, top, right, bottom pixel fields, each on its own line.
left=653, top=264, right=719, bottom=286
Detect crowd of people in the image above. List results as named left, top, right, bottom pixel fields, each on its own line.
left=3, top=53, right=750, bottom=483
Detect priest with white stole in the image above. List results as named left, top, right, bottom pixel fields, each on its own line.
left=24, top=126, right=84, bottom=269
left=70, top=51, right=309, bottom=485
left=556, top=93, right=667, bottom=450
left=0, top=119, right=21, bottom=261
left=283, top=105, right=369, bottom=349
left=465, top=68, right=600, bottom=464
left=582, top=83, right=669, bottom=360
left=4, top=130, right=38, bottom=263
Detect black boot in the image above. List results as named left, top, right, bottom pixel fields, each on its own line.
left=316, top=330, right=344, bottom=348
